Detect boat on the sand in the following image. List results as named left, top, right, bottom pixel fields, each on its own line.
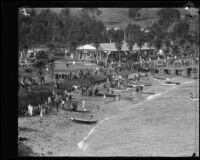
left=76, top=109, right=90, bottom=113
left=128, top=83, right=144, bottom=88
left=141, top=82, right=151, bottom=86
left=165, top=81, right=180, bottom=85
left=189, top=98, right=199, bottom=101
left=161, top=81, right=180, bottom=86
left=161, top=83, right=176, bottom=86
left=70, top=117, right=98, bottom=124
left=95, top=93, right=116, bottom=97
left=142, top=91, right=155, bottom=94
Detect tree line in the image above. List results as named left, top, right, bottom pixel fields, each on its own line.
left=18, top=8, right=126, bottom=52
left=19, top=8, right=199, bottom=59
left=125, top=8, right=199, bottom=59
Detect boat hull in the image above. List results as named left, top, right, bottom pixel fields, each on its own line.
left=71, top=117, right=98, bottom=124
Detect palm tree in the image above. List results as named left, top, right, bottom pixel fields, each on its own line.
left=47, top=43, right=55, bottom=82
left=23, top=45, right=29, bottom=64
left=134, top=29, right=145, bottom=66
left=162, top=35, right=171, bottom=59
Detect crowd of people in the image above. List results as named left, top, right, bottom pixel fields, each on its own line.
left=26, top=88, right=74, bottom=117
left=25, top=80, right=110, bottom=117
left=148, top=57, right=199, bottom=69
left=21, top=54, right=199, bottom=117
left=54, top=66, right=103, bottom=82
left=19, top=77, right=39, bottom=90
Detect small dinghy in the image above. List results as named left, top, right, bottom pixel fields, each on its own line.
left=70, top=117, right=98, bottom=124
left=189, top=98, right=199, bottom=101
left=96, top=93, right=116, bottom=98
left=142, top=91, right=155, bottom=94
left=76, top=109, right=90, bottom=113
left=106, top=94, right=116, bottom=98
left=111, top=88, right=127, bottom=92
left=128, top=83, right=144, bottom=88
left=161, top=83, right=176, bottom=86
left=154, top=76, right=166, bottom=80
left=142, top=82, right=151, bottom=86
left=165, top=81, right=180, bottom=85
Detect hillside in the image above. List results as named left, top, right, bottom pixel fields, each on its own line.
left=34, top=8, right=199, bottom=32
left=48, top=8, right=160, bottom=30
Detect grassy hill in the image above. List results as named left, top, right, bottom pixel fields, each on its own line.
left=35, top=8, right=199, bottom=32
left=46, top=8, right=160, bottom=30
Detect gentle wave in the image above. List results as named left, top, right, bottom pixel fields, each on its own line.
left=146, top=85, right=177, bottom=101
left=183, top=81, right=193, bottom=84
left=77, top=116, right=116, bottom=151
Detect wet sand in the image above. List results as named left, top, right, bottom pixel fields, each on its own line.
left=18, top=76, right=199, bottom=156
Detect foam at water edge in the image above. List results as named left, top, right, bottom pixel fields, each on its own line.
left=77, top=116, right=116, bottom=151
left=183, top=81, right=193, bottom=84
left=78, top=141, right=88, bottom=151
left=146, top=92, right=162, bottom=100
left=146, top=85, right=177, bottom=101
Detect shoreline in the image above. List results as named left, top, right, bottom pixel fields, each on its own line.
left=18, top=76, right=199, bottom=156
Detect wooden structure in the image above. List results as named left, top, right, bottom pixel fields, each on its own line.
left=155, top=65, right=199, bottom=78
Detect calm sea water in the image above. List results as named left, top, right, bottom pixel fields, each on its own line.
left=73, top=79, right=199, bottom=156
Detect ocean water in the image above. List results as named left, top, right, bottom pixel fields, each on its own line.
left=74, top=79, right=199, bottom=156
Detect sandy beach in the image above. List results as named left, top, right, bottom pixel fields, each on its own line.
left=18, top=76, right=199, bottom=156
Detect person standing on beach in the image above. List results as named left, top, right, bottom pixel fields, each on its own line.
left=28, top=104, right=33, bottom=116
left=107, top=87, right=109, bottom=95
left=140, top=85, right=143, bottom=98
left=136, top=86, right=140, bottom=98
left=54, top=94, right=59, bottom=112
left=82, top=100, right=86, bottom=111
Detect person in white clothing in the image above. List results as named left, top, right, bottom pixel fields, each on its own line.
left=82, top=100, right=86, bottom=111
left=28, top=104, right=33, bottom=116
left=40, top=107, right=45, bottom=117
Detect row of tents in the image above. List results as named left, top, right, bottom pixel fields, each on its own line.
left=19, top=41, right=157, bottom=63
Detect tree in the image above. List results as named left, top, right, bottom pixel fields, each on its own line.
left=91, top=19, right=106, bottom=60
left=145, top=31, right=154, bottom=55
left=157, top=8, right=180, bottom=30
left=125, top=24, right=135, bottom=53
left=172, top=21, right=189, bottom=38
left=18, top=8, right=33, bottom=49
left=135, top=31, right=145, bottom=64
left=162, top=35, right=171, bottom=58
left=152, top=38, right=162, bottom=53
left=22, top=45, right=29, bottom=63
left=114, top=30, right=124, bottom=62
left=32, top=60, right=47, bottom=85
left=81, top=8, right=102, bottom=18
left=128, top=8, right=141, bottom=19
left=47, top=43, right=55, bottom=81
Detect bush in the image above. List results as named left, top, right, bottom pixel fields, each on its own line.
left=18, top=87, right=52, bottom=116
left=18, top=142, right=38, bottom=156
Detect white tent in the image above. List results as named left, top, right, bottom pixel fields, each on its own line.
left=77, top=44, right=96, bottom=50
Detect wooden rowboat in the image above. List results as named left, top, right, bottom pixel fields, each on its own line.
left=189, top=98, right=199, bottom=101
left=161, top=83, right=176, bottom=86
left=165, top=81, right=180, bottom=85
left=76, top=109, right=90, bottom=113
left=95, top=93, right=116, bottom=97
left=142, top=91, right=155, bottom=94
left=142, top=82, right=151, bottom=86
left=70, top=117, right=98, bottom=124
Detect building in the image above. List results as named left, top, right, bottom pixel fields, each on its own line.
left=76, top=42, right=155, bottom=62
